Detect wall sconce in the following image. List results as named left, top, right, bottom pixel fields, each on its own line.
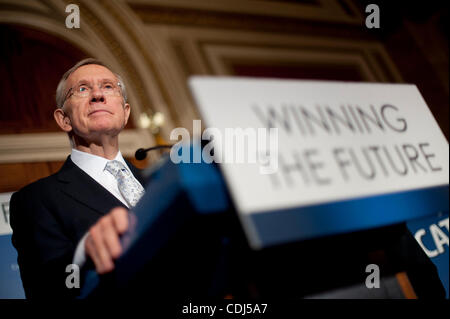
left=138, top=111, right=165, bottom=135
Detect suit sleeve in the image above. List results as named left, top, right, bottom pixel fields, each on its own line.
left=10, top=187, right=79, bottom=299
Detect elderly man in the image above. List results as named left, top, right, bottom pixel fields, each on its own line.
left=10, top=58, right=144, bottom=299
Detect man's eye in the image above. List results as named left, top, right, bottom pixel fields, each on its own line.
left=78, top=86, right=88, bottom=92
left=104, top=84, right=114, bottom=89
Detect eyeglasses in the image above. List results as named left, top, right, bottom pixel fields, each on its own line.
left=62, top=80, right=123, bottom=106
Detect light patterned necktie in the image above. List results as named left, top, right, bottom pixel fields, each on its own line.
left=105, top=160, right=145, bottom=207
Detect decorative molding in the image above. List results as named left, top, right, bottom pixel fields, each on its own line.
left=127, top=0, right=363, bottom=24
left=0, top=129, right=152, bottom=163
left=140, top=25, right=403, bottom=128
left=206, top=45, right=376, bottom=80
left=202, top=42, right=403, bottom=83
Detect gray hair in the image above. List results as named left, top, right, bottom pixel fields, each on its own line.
left=55, top=58, right=128, bottom=108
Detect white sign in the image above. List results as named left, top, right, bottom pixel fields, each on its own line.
left=189, top=77, right=449, bottom=247
left=0, top=192, right=13, bottom=236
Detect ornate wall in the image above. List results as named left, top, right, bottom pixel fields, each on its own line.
left=0, top=0, right=447, bottom=192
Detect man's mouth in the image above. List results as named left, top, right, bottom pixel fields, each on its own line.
left=89, top=109, right=111, bottom=116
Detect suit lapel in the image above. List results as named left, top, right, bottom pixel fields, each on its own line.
left=57, top=156, right=127, bottom=216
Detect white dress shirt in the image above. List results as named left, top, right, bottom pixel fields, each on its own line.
left=70, top=148, right=143, bottom=267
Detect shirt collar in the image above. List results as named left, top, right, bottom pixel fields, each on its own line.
left=71, top=148, right=130, bottom=177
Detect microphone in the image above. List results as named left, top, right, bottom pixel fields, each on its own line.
left=135, top=145, right=173, bottom=160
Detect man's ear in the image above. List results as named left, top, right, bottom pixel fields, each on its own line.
left=54, top=108, right=72, bottom=133
left=123, top=103, right=131, bottom=126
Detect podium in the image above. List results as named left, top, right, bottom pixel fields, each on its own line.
left=79, top=154, right=237, bottom=298
left=78, top=150, right=446, bottom=299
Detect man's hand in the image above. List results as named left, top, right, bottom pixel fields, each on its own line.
left=85, top=207, right=129, bottom=274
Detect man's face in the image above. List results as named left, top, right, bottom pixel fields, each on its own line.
left=58, top=64, right=130, bottom=142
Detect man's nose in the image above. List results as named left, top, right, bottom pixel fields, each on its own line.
left=90, top=87, right=105, bottom=103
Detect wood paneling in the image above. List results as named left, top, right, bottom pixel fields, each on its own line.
left=0, top=161, right=64, bottom=193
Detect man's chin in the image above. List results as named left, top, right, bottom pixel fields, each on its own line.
left=77, top=127, right=122, bottom=140
left=89, top=120, right=123, bottom=133
left=93, top=127, right=122, bottom=136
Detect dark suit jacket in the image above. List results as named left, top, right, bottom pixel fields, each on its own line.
left=9, top=155, right=145, bottom=299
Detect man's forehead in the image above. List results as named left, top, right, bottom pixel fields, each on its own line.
left=67, top=64, right=117, bottom=86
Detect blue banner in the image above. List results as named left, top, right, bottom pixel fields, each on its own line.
left=0, top=234, right=25, bottom=298
left=407, top=211, right=449, bottom=298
